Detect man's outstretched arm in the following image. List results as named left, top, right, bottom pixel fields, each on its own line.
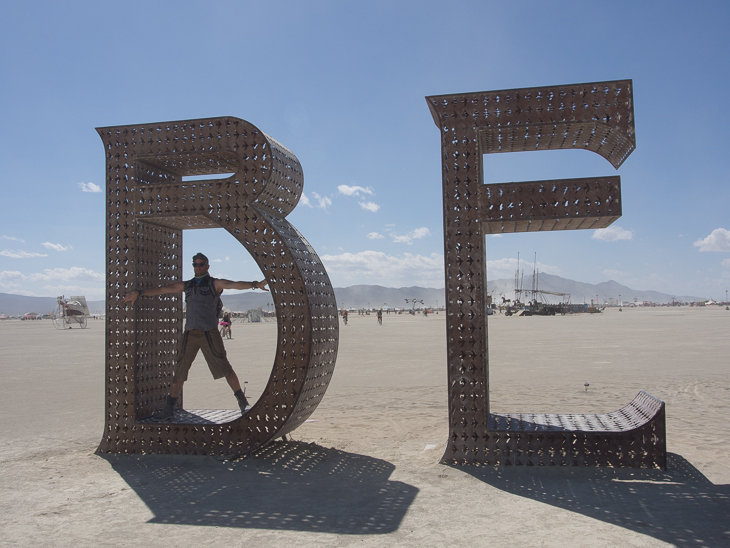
left=124, top=281, right=186, bottom=305
left=215, top=279, right=269, bottom=292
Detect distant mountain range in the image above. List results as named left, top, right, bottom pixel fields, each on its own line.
left=485, top=273, right=702, bottom=306
left=0, top=276, right=705, bottom=316
left=224, top=275, right=702, bottom=309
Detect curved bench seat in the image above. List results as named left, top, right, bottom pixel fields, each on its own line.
left=479, top=391, right=667, bottom=469
left=490, top=391, right=663, bottom=432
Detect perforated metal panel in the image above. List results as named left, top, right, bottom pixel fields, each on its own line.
left=97, top=117, right=338, bottom=456
left=481, top=176, right=621, bottom=234
left=427, top=80, right=666, bottom=468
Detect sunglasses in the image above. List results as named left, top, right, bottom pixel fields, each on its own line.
left=192, top=262, right=207, bottom=267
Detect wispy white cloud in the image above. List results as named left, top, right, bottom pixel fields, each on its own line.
left=299, top=193, right=312, bottom=207
left=602, top=268, right=631, bottom=280
left=336, top=185, right=379, bottom=212
left=41, top=284, right=93, bottom=295
left=78, top=182, right=102, bottom=193
left=338, top=185, right=374, bottom=197
left=722, top=258, right=730, bottom=277
left=27, top=267, right=104, bottom=283
left=321, top=250, right=444, bottom=287
left=0, top=270, right=24, bottom=291
left=41, top=283, right=108, bottom=300
left=693, top=228, right=730, bottom=252
left=0, top=271, right=24, bottom=281
left=367, top=232, right=385, bottom=240
left=359, top=201, right=380, bottom=213
left=592, top=226, right=633, bottom=242
left=486, top=257, right=562, bottom=280
left=1, top=235, right=25, bottom=243
left=41, top=242, right=73, bottom=252
left=311, top=192, right=332, bottom=210
left=0, top=250, right=48, bottom=258
left=391, top=227, right=431, bottom=245
left=0, top=268, right=105, bottom=299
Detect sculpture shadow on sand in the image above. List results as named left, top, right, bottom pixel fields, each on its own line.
left=101, top=440, right=418, bottom=535
left=450, top=453, right=729, bottom=546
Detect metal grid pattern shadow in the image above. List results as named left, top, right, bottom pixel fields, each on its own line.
left=426, top=80, right=666, bottom=468
left=97, top=117, right=338, bottom=456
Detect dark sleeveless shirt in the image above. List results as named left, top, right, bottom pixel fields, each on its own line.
left=183, top=275, right=220, bottom=331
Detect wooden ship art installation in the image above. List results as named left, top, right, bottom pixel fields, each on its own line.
left=426, top=79, right=667, bottom=468
left=97, top=117, right=339, bottom=456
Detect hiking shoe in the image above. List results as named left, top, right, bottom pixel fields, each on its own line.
left=235, top=390, right=249, bottom=414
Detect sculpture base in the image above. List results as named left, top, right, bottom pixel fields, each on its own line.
left=138, top=408, right=245, bottom=425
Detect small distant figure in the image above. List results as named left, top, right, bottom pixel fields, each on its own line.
left=342, top=309, right=348, bottom=325
left=220, top=311, right=232, bottom=339
left=377, top=308, right=383, bottom=325
left=584, top=382, right=590, bottom=392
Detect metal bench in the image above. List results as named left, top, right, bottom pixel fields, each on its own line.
left=488, top=391, right=666, bottom=467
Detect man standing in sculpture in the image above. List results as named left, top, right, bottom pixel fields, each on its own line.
left=124, top=252, right=267, bottom=419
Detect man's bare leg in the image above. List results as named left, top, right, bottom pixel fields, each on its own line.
left=169, top=379, right=185, bottom=399
left=225, top=371, right=241, bottom=392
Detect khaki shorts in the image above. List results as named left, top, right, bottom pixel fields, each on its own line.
left=174, top=329, right=234, bottom=382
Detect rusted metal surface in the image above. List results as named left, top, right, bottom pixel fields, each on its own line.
left=427, top=80, right=666, bottom=468
left=489, top=391, right=666, bottom=468
left=481, top=176, right=621, bottom=234
left=97, top=117, right=339, bottom=456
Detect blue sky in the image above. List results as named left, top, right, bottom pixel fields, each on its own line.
left=1, top=1, right=728, bottom=301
